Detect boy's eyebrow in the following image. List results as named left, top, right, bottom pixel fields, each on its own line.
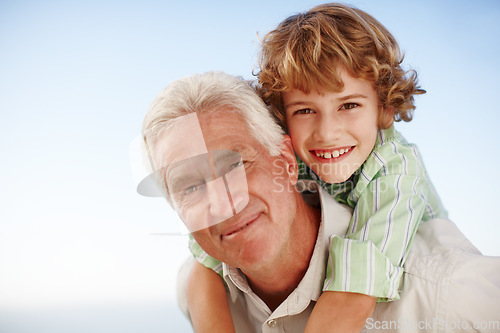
left=284, top=101, right=301, bottom=109
left=284, top=93, right=368, bottom=109
left=337, top=93, right=368, bottom=101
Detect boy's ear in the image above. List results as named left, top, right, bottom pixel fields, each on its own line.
left=280, top=135, right=299, bottom=185
left=379, top=106, right=395, bottom=129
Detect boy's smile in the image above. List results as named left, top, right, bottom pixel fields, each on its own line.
left=283, top=69, right=381, bottom=184
left=311, top=146, right=353, bottom=160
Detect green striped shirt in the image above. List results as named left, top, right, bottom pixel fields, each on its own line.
left=300, top=125, right=447, bottom=301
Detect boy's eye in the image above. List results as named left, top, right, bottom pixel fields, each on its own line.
left=340, top=103, right=359, bottom=110
left=294, top=108, right=315, bottom=115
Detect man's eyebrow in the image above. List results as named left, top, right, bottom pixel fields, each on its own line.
left=164, top=163, right=189, bottom=190
left=165, top=156, right=208, bottom=188
left=166, top=172, right=193, bottom=191
left=229, top=144, right=254, bottom=157
left=211, top=150, right=240, bottom=164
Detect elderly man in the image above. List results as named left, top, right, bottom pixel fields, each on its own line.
left=140, top=71, right=500, bottom=332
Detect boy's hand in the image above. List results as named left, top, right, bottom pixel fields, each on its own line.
left=187, top=261, right=236, bottom=333
left=305, top=291, right=376, bottom=333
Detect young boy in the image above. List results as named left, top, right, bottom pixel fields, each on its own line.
left=186, top=3, right=447, bottom=332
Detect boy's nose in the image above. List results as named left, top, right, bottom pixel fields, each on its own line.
left=312, top=116, right=342, bottom=143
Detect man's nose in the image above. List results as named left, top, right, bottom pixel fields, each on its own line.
left=206, top=177, right=235, bottom=220
left=312, top=114, right=342, bottom=143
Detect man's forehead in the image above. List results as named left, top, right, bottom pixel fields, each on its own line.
left=155, top=113, right=207, bottom=168
left=156, top=111, right=253, bottom=168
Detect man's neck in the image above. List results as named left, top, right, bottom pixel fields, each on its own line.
left=243, top=194, right=321, bottom=311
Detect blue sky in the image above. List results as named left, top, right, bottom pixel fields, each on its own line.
left=1, top=1, right=499, bottom=332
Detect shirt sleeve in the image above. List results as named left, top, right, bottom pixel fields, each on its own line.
left=188, top=235, right=223, bottom=277
left=323, top=171, right=428, bottom=302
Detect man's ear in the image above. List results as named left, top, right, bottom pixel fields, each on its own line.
left=379, top=106, right=395, bottom=129
left=279, top=135, right=299, bottom=185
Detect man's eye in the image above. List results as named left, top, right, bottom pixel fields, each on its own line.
left=340, top=103, right=359, bottom=110
left=230, top=160, right=244, bottom=170
left=183, top=183, right=204, bottom=196
left=294, top=108, right=314, bottom=115
left=223, top=160, right=245, bottom=176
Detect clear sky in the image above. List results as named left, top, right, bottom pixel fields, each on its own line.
left=1, top=1, right=499, bottom=332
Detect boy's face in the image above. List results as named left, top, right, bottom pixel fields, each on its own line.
left=283, top=69, right=380, bottom=183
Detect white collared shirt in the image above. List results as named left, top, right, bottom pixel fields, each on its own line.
left=222, top=181, right=352, bottom=333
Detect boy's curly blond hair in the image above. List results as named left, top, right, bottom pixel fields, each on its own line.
left=257, top=3, right=425, bottom=129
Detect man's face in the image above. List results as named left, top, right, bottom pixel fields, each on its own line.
left=157, top=110, right=299, bottom=270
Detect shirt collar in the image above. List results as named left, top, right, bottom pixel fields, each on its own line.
left=375, top=124, right=397, bottom=148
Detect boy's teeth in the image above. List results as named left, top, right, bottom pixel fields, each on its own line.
left=315, top=147, right=351, bottom=159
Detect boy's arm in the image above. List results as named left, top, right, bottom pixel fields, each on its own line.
left=305, top=291, right=376, bottom=333
left=186, top=261, right=235, bottom=333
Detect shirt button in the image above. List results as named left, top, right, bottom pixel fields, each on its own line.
left=267, top=319, right=277, bottom=327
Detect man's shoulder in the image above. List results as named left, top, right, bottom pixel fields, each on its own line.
left=411, top=219, right=481, bottom=259
left=297, top=180, right=352, bottom=238
left=404, top=218, right=482, bottom=283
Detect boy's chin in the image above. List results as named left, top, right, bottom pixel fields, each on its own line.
left=307, top=161, right=358, bottom=184
left=313, top=169, right=353, bottom=184
left=319, top=174, right=351, bottom=184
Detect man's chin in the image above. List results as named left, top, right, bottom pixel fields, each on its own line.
left=222, top=228, right=276, bottom=269
left=232, top=245, right=273, bottom=271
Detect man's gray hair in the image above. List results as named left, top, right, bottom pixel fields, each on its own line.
left=142, top=71, right=284, bottom=165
